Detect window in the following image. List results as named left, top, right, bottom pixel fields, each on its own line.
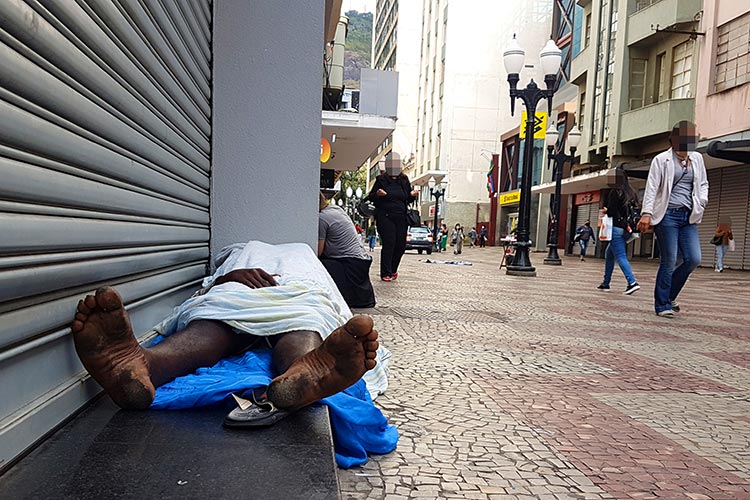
left=578, top=91, right=586, bottom=132
left=653, top=52, right=666, bottom=103
left=585, top=13, right=592, bottom=48
left=635, top=0, right=657, bottom=12
left=629, top=59, right=647, bottom=109
left=671, top=40, right=694, bottom=98
left=715, top=12, right=750, bottom=92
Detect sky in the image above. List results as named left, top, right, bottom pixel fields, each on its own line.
left=344, top=0, right=372, bottom=13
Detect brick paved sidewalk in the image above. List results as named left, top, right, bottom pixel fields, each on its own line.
left=340, top=246, right=750, bottom=500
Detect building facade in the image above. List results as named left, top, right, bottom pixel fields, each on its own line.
left=694, top=1, right=750, bottom=270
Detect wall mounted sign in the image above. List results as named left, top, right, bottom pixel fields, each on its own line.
left=499, top=190, right=521, bottom=205
left=574, top=190, right=600, bottom=206
left=320, top=137, right=332, bottom=163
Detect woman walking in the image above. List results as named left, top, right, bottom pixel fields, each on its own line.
left=367, top=152, right=419, bottom=281
left=452, top=224, right=465, bottom=255
left=713, top=222, right=733, bottom=272
left=597, top=167, right=641, bottom=295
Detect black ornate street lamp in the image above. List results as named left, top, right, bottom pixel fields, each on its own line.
left=543, top=124, right=581, bottom=265
left=428, top=176, right=444, bottom=251
left=502, top=36, right=562, bottom=277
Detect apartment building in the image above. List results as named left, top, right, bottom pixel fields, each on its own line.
left=541, top=0, right=703, bottom=258
left=412, top=0, right=553, bottom=232
left=694, top=1, right=750, bottom=270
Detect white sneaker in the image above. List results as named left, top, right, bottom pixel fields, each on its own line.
left=656, top=310, right=674, bottom=318
left=626, top=232, right=640, bottom=245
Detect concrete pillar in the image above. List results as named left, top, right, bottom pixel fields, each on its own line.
left=212, top=1, right=324, bottom=256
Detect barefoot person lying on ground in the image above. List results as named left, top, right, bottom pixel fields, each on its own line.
left=71, top=241, right=383, bottom=427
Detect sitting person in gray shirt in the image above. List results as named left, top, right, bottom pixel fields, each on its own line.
left=318, top=192, right=376, bottom=308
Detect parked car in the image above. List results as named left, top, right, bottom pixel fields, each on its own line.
left=406, top=226, right=433, bottom=254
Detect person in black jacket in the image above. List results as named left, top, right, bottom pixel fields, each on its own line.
left=597, top=167, right=641, bottom=294
left=367, top=152, right=419, bottom=281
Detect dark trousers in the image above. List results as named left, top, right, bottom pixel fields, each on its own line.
left=320, top=257, right=376, bottom=308
left=376, top=211, right=408, bottom=277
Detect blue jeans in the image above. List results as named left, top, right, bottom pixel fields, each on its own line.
left=578, top=239, right=589, bottom=257
left=716, top=244, right=727, bottom=270
left=602, top=226, right=636, bottom=287
left=653, top=208, right=702, bottom=313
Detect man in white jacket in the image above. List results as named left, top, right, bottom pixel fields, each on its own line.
left=637, top=121, right=709, bottom=318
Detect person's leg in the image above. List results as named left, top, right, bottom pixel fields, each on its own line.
left=716, top=244, right=726, bottom=271
left=602, top=241, right=615, bottom=286
left=670, top=221, right=702, bottom=301
left=72, top=287, right=254, bottom=409
left=376, top=213, right=396, bottom=277
left=609, top=227, right=637, bottom=285
left=266, top=316, right=379, bottom=409
left=390, top=215, right=408, bottom=274
left=579, top=240, right=586, bottom=259
left=652, top=211, right=680, bottom=313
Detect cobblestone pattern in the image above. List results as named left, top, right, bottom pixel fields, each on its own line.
left=341, top=247, right=750, bottom=500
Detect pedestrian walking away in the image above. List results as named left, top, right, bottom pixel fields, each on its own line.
left=367, top=152, right=419, bottom=281
left=712, top=220, right=733, bottom=272
left=366, top=222, right=377, bottom=252
left=638, top=121, right=709, bottom=317
left=439, top=224, right=449, bottom=252
left=597, top=167, right=641, bottom=295
left=468, top=227, right=477, bottom=247
left=575, top=220, right=595, bottom=261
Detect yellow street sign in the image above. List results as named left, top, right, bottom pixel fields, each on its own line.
left=499, top=190, right=521, bottom=205
left=518, top=111, right=547, bottom=139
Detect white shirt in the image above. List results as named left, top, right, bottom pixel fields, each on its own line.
left=641, top=148, right=709, bottom=225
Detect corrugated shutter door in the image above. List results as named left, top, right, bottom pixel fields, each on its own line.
left=717, top=166, right=750, bottom=270
left=572, top=203, right=596, bottom=255
left=0, top=0, right=212, bottom=468
left=699, top=169, right=722, bottom=269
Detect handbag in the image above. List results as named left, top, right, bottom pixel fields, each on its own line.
left=728, top=238, right=736, bottom=251
left=406, top=206, right=420, bottom=227
left=711, top=234, right=723, bottom=246
left=357, top=200, right=376, bottom=218
left=573, top=232, right=582, bottom=242
left=599, top=215, right=613, bottom=241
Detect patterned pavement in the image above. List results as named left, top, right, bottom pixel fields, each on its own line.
left=339, top=245, right=750, bottom=500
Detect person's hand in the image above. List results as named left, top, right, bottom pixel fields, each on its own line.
left=410, top=189, right=419, bottom=197
left=213, top=268, right=279, bottom=289
left=376, top=189, right=387, bottom=197
left=637, top=215, right=652, bottom=233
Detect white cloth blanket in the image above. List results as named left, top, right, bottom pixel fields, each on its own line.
left=152, top=241, right=390, bottom=398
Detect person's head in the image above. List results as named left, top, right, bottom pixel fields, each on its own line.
left=455, top=223, right=460, bottom=229
left=669, top=121, right=697, bottom=153
left=318, top=192, right=329, bottom=212
left=384, top=152, right=403, bottom=178
left=584, top=220, right=591, bottom=227
left=614, top=166, right=637, bottom=203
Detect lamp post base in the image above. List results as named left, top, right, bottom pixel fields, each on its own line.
left=505, top=265, right=537, bottom=277
left=543, top=245, right=562, bottom=265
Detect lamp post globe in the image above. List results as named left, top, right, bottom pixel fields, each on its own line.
left=346, top=186, right=353, bottom=198
left=355, top=187, right=363, bottom=198
left=504, top=37, right=561, bottom=277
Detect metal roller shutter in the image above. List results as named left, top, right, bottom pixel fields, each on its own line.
left=698, top=169, right=722, bottom=269
left=0, top=0, right=212, bottom=469
left=716, top=166, right=750, bottom=270
left=572, top=203, right=597, bottom=255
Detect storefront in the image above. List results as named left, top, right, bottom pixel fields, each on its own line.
left=570, top=190, right=601, bottom=256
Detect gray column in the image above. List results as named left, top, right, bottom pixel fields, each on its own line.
left=212, top=1, right=324, bottom=256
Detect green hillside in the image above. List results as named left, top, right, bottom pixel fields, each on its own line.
left=344, top=10, right=372, bottom=89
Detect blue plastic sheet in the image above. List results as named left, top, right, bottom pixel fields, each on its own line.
left=150, top=341, right=398, bottom=468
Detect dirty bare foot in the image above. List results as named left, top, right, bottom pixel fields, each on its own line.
left=71, top=287, right=154, bottom=410
left=267, top=315, right=379, bottom=409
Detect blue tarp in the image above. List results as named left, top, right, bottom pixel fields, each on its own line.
left=150, top=342, right=399, bottom=468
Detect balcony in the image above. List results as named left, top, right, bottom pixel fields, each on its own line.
left=619, top=98, right=695, bottom=143
left=627, top=0, right=702, bottom=47
left=570, top=45, right=591, bottom=85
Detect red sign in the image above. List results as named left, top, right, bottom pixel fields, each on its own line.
left=574, top=190, right=600, bottom=206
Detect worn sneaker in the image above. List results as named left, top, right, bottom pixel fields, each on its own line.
left=381, top=275, right=393, bottom=282
left=624, top=282, right=641, bottom=295
left=671, top=301, right=680, bottom=313
left=656, top=309, right=674, bottom=318
left=391, top=272, right=399, bottom=280
left=596, top=284, right=610, bottom=291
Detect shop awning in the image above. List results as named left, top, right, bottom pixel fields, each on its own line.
left=532, top=167, right=616, bottom=195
